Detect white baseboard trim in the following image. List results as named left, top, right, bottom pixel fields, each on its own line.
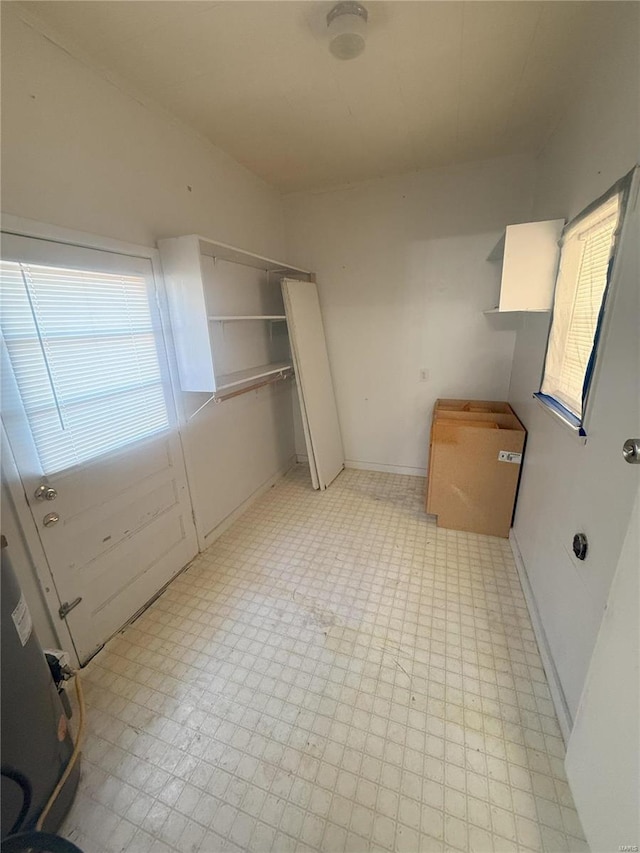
left=202, top=456, right=296, bottom=549
left=296, top=455, right=424, bottom=479
left=345, top=459, right=425, bottom=477
left=509, top=530, right=573, bottom=742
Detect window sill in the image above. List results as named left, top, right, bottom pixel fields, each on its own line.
left=533, top=393, right=587, bottom=443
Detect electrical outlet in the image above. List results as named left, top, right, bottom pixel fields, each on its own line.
left=419, top=368, right=430, bottom=382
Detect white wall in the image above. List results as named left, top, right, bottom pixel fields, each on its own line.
left=0, top=6, right=295, bottom=646
left=508, top=2, right=639, bottom=720
left=284, top=155, right=536, bottom=475
left=0, top=6, right=284, bottom=255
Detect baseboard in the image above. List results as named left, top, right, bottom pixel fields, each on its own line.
left=297, top=455, right=424, bottom=478
left=345, top=459, right=425, bottom=477
left=202, top=455, right=296, bottom=549
left=509, top=530, right=573, bottom=742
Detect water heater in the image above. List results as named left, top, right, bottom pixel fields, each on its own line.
left=1, top=537, right=80, bottom=837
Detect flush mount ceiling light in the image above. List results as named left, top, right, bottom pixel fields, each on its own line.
left=327, top=1, right=368, bottom=60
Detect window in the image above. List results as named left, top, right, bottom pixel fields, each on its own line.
left=536, top=170, right=635, bottom=432
left=1, top=260, right=170, bottom=475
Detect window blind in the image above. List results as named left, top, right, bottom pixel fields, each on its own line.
left=0, top=260, right=170, bottom=475
left=540, top=194, right=620, bottom=418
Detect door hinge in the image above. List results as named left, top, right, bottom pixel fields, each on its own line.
left=59, top=597, right=82, bottom=619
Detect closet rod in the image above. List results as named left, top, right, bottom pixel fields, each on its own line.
left=214, top=371, right=293, bottom=403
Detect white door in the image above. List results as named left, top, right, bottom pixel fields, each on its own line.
left=1, top=233, right=198, bottom=663
left=282, top=278, right=344, bottom=489
left=565, top=484, right=639, bottom=852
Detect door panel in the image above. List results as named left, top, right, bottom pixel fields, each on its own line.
left=564, top=487, right=639, bottom=852
left=282, top=278, right=344, bottom=489
left=1, top=233, right=197, bottom=662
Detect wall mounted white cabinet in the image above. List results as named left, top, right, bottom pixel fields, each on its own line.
left=486, top=219, right=564, bottom=313
left=158, top=235, right=311, bottom=397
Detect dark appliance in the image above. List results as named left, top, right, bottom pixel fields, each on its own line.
left=1, top=537, right=80, bottom=838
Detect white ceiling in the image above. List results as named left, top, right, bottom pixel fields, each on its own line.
left=21, top=1, right=614, bottom=193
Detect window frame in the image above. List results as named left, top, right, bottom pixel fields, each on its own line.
left=535, top=167, right=637, bottom=437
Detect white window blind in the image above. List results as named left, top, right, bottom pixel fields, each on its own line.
left=1, top=260, right=169, bottom=475
left=540, top=193, right=621, bottom=418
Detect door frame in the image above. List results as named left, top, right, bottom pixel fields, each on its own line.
left=0, top=213, right=199, bottom=665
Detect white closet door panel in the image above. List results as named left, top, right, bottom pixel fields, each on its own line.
left=284, top=284, right=319, bottom=489
left=282, top=278, right=344, bottom=489
left=294, top=385, right=320, bottom=490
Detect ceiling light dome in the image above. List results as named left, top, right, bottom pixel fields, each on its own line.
left=327, top=1, right=368, bottom=60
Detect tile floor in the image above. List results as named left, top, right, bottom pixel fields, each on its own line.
left=62, top=465, right=587, bottom=853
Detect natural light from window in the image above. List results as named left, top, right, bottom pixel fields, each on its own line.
left=1, top=261, right=170, bottom=475
left=540, top=193, right=621, bottom=420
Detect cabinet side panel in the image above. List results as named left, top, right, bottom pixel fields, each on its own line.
left=425, top=411, right=437, bottom=513
left=428, top=423, right=525, bottom=537
left=500, top=220, right=564, bottom=311
left=159, top=237, right=215, bottom=392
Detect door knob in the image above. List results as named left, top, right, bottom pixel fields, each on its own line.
left=35, top=484, right=58, bottom=501
left=622, top=438, right=640, bottom=464
left=43, top=512, right=60, bottom=527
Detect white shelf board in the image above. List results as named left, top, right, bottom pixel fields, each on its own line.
left=216, top=361, right=293, bottom=392
left=483, top=308, right=551, bottom=315
left=192, top=235, right=311, bottom=277
left=208, top=315, right=286, bottom=321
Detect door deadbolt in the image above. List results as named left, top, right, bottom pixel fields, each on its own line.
left=43, top=512, right=60, bottom=528
left=622, top=438, right=640, bottom=464
left=35, top=484, right=58, bottom=501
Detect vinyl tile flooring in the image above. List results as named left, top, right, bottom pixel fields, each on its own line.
left=62, top=465, right=587, bottom=853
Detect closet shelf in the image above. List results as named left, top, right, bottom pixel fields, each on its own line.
left=208, top=315, right=287, bottom=321
left=215, top=362, right=293, bottom=393
left=483, top=308, right=550, bottom=315
left=191, top=235, right=311, bottom=277
left=158, top=234, right=311, bottom=394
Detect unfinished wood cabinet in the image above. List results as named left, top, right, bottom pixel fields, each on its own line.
left=425, top=399, right=526, bottom=538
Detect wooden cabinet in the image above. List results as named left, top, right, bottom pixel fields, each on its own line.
left=485, top=219, right=564, bottom=313
left=426, top=399, right=526, bottom=538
